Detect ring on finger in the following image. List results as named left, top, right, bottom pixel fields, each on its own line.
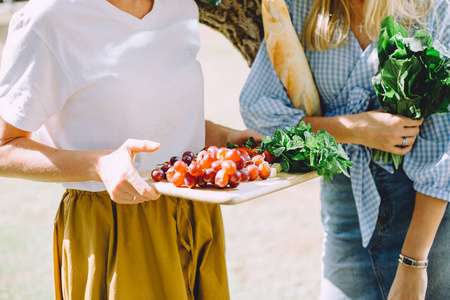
left=400, top=137, right=407, bottom=148
left=131, top=195, right=137, bottom=202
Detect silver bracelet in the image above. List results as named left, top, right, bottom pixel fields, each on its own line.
left=398, top=253, right=428, bottom=269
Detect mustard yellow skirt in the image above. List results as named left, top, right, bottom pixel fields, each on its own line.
left=53, top=189, right=229, bottom=300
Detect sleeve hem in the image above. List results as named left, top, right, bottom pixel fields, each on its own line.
left=291, top=112, right=306, bottom=128
left=0, top=107, right=44, bottom=132
left=414, top=183, right=450, bottom=202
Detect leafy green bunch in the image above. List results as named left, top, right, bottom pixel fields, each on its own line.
left=372, top=15, right=450, bottom=168
left=261, top=122, right=353, bottom=180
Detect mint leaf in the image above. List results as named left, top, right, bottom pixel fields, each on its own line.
left=273, top=147, right=285, bottom=157
left=261, top=122, right=352, bottom=179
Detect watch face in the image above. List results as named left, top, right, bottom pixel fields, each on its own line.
left=404, top=258, right=414, bottom=266
left=399, top=254, right=428, bottom=268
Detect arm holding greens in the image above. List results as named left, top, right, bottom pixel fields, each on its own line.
left=240, top=40, right=422, bottom=153
left=389, top=107, right=450, bottom=299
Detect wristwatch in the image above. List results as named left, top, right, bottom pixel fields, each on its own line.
left=398, top=253, right=428, bottom=269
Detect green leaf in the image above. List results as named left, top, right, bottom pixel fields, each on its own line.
left=382, top=15, right=408, bottom=39
left=206, top=0, right=221, bottom=6
left=280, top=159, right=290, bottom=172
left=273, top=147, right=286, bottom=157
left=305, top=136, right=318, bottom=148
left=291, top=152, right=306, bottom=161
left=286, top=138, right=305, bottom=150
left=337, top=160, right=351, bottom=178
left=244, top=137, right=255, bottom=149
left=273, top=129, right=290, bottom=146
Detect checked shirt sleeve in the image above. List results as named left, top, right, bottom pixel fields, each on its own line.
left=239, top=41, right=307, bottom=136
left=404, top=113, right=450, bottom=202
left=403, top=0, right=450, bottom=202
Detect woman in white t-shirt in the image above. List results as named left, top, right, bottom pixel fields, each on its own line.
left=0, top=0, right=257, bottom=298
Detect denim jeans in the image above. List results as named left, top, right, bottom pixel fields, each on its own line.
left=319, top=162, right=450, bottom=300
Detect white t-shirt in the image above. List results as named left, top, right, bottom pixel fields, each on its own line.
left=0, top=0, right=205, bottom=191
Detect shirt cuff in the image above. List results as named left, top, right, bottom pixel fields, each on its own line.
left=414, top=182, right=450, bottom=202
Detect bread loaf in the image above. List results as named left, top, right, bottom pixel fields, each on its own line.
left=262, top=0, right=321, bottom=116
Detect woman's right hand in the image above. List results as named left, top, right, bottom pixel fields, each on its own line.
left=348, top=110, right=423, bottom=155
left=96, top=139, right=161, bottom=204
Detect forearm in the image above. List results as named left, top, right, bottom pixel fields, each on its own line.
left=0, top=136, right=108, bottom=182
left=205, top=120, right=264, bottom=148
left=401, top=192, right=448, bottom=260
left=205, top=120, right=234, bottom=147
left=302, top=111, right=422, bottom=157
left=302, top=115, right=357, bottom=144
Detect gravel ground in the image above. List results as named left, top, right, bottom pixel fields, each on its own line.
left=0, top=5, right=322, bottom=299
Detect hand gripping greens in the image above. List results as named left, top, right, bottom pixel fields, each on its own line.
left=372, top=15, right=450, bottom=169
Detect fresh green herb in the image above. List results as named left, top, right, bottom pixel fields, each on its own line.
left=372, top=15, right=450, bottom=169
left=261, top=122, right=353, bottom=180
left=227, top=136, right=256, bottom=150
left=206, top=0, right=221, bottom=6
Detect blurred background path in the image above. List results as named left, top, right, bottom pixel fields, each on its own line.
left=0, top=3, right=322, bottom=299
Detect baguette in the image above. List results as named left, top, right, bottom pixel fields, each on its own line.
left=262, top=0, right=321, bottom=116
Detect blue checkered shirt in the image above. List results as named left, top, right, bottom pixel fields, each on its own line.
left=240, top=0, right=450, bottom=247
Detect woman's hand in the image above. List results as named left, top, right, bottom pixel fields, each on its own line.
left=388, top=264, right=427, bottom=300
left=227, top=128, right=264, bottom=146
left=348, top=110, right=423, bottom=155
left=96, top=139, right=160, bottom=204
left=389, top=193, right=447, bottom=300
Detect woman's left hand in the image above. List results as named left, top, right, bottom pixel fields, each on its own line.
left=388, top=264, right=427, bottom=300
left=227, top=128, right=264, bottom=146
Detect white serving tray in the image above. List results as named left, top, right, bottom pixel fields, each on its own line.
left=140, top=170, right=319, bottom=205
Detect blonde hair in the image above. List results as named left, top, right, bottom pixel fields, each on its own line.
left=302, top=0, right=435, bottom=51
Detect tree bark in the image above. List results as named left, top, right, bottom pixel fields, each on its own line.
left=195, top=0, right=263, bottom=67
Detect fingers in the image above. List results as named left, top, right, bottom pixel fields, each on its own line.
left=398, top=136, right=419, bottom=148
left=109, top=190, right=146, bottom=204
left=109, top=176, right=160, bottom=204
left=128, top=171, right=160, bottom=201
left=385, top=115, right=422, bottom=154
left=384, top=136, right=417, bottom=155
left=99, top=139, right=161, bottom=204
left=123, top=139, right=160, bottom=154
left=396, top=115, right=424, bottom=127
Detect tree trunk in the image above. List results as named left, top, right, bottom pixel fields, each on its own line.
left=195, top=0, right=263, bottom=67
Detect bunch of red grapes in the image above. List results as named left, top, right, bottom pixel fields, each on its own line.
left=150, top=146, right=273, bottom=189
